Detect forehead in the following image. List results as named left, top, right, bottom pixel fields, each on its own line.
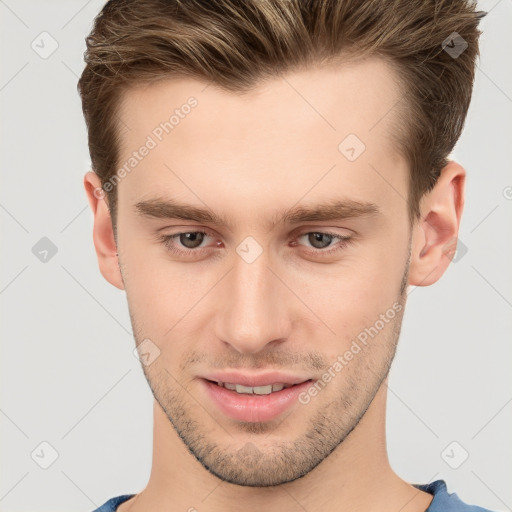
left=118, top=56, right=401, bottom=144
left=114, top=57, right=408, bottom=225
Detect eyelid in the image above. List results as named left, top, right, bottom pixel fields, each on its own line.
left=158, top=225, right=353, bottom=238
left=293, top=226, right=353, bottom=237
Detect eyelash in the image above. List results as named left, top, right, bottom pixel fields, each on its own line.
left=157, top=229, right=352, bottom=258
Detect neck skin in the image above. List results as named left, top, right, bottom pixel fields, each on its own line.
left=118, top=379, right=434, bottom=512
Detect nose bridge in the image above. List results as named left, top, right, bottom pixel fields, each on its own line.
left=215, top=248, right=290, bottom=354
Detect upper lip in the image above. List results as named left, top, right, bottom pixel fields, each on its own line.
left=201, top=371, right=312, bottom=387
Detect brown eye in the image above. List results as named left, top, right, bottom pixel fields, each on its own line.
left=158, top=230, right=213, bottom=257
left=178, top=232, right=206, bottom=249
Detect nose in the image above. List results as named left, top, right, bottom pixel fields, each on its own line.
left=215, top=252, right=292, bottom=354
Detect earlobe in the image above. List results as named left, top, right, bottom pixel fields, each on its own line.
left=83, top=171, right=125, bottom=290
left=408, top=161, right=466, bottom=287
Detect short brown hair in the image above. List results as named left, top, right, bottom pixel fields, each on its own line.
left=78, top=0, right=485, bottom=232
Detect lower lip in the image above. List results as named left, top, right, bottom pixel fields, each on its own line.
left=200, top=378, right=314, bottom=423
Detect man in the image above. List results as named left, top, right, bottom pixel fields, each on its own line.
left=79, top=0, right=494, bottom=510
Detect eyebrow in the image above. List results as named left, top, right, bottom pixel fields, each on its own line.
left=133, top=196, right=380, bottom=231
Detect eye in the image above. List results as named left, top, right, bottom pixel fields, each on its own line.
left=171, top=231, right=208, bottom=249
left=293, top=230, right=352, bottom=256
left=158, top=230, right=214, bottom=257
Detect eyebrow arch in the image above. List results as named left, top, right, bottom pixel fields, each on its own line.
left=133, top=197, right=380, bottom=231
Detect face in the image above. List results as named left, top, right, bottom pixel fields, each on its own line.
left=113, top=57, right=412, bottom=486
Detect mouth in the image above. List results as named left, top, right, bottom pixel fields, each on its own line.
left=200, top=378, right=315, bottom=423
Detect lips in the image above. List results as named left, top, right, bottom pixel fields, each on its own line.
left=200, top=377, right=315, bottom=422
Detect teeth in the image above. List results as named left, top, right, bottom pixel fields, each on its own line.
left=254, top=385, right=275, bottom=395
left=237, top=383, right=260, bottom=394
left=216, top=382, right=289, bottom=394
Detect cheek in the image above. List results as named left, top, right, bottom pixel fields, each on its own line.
left=296, top=239, right=407, bottom=345
left=122, top=245, right=219, bottom=338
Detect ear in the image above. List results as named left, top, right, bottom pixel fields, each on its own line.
left=83, top=171, right=125, bottom=290
left=408, top=161, right=466, bottom=287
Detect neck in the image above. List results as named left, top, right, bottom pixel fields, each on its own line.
left=120, top=381, right=433, bottom=512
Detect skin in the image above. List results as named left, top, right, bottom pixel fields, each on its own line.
left=84, top=57, right=465, bottom=512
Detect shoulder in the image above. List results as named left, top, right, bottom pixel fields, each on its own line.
left=414, top=480, right=497, bottom=512
left=90, top=494, right=136, bottom=512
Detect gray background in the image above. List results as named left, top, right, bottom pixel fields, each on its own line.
left=0, top=1, right=511, bottom=511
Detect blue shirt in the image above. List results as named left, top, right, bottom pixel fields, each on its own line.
left=91, top=480, right=495, bottom=511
